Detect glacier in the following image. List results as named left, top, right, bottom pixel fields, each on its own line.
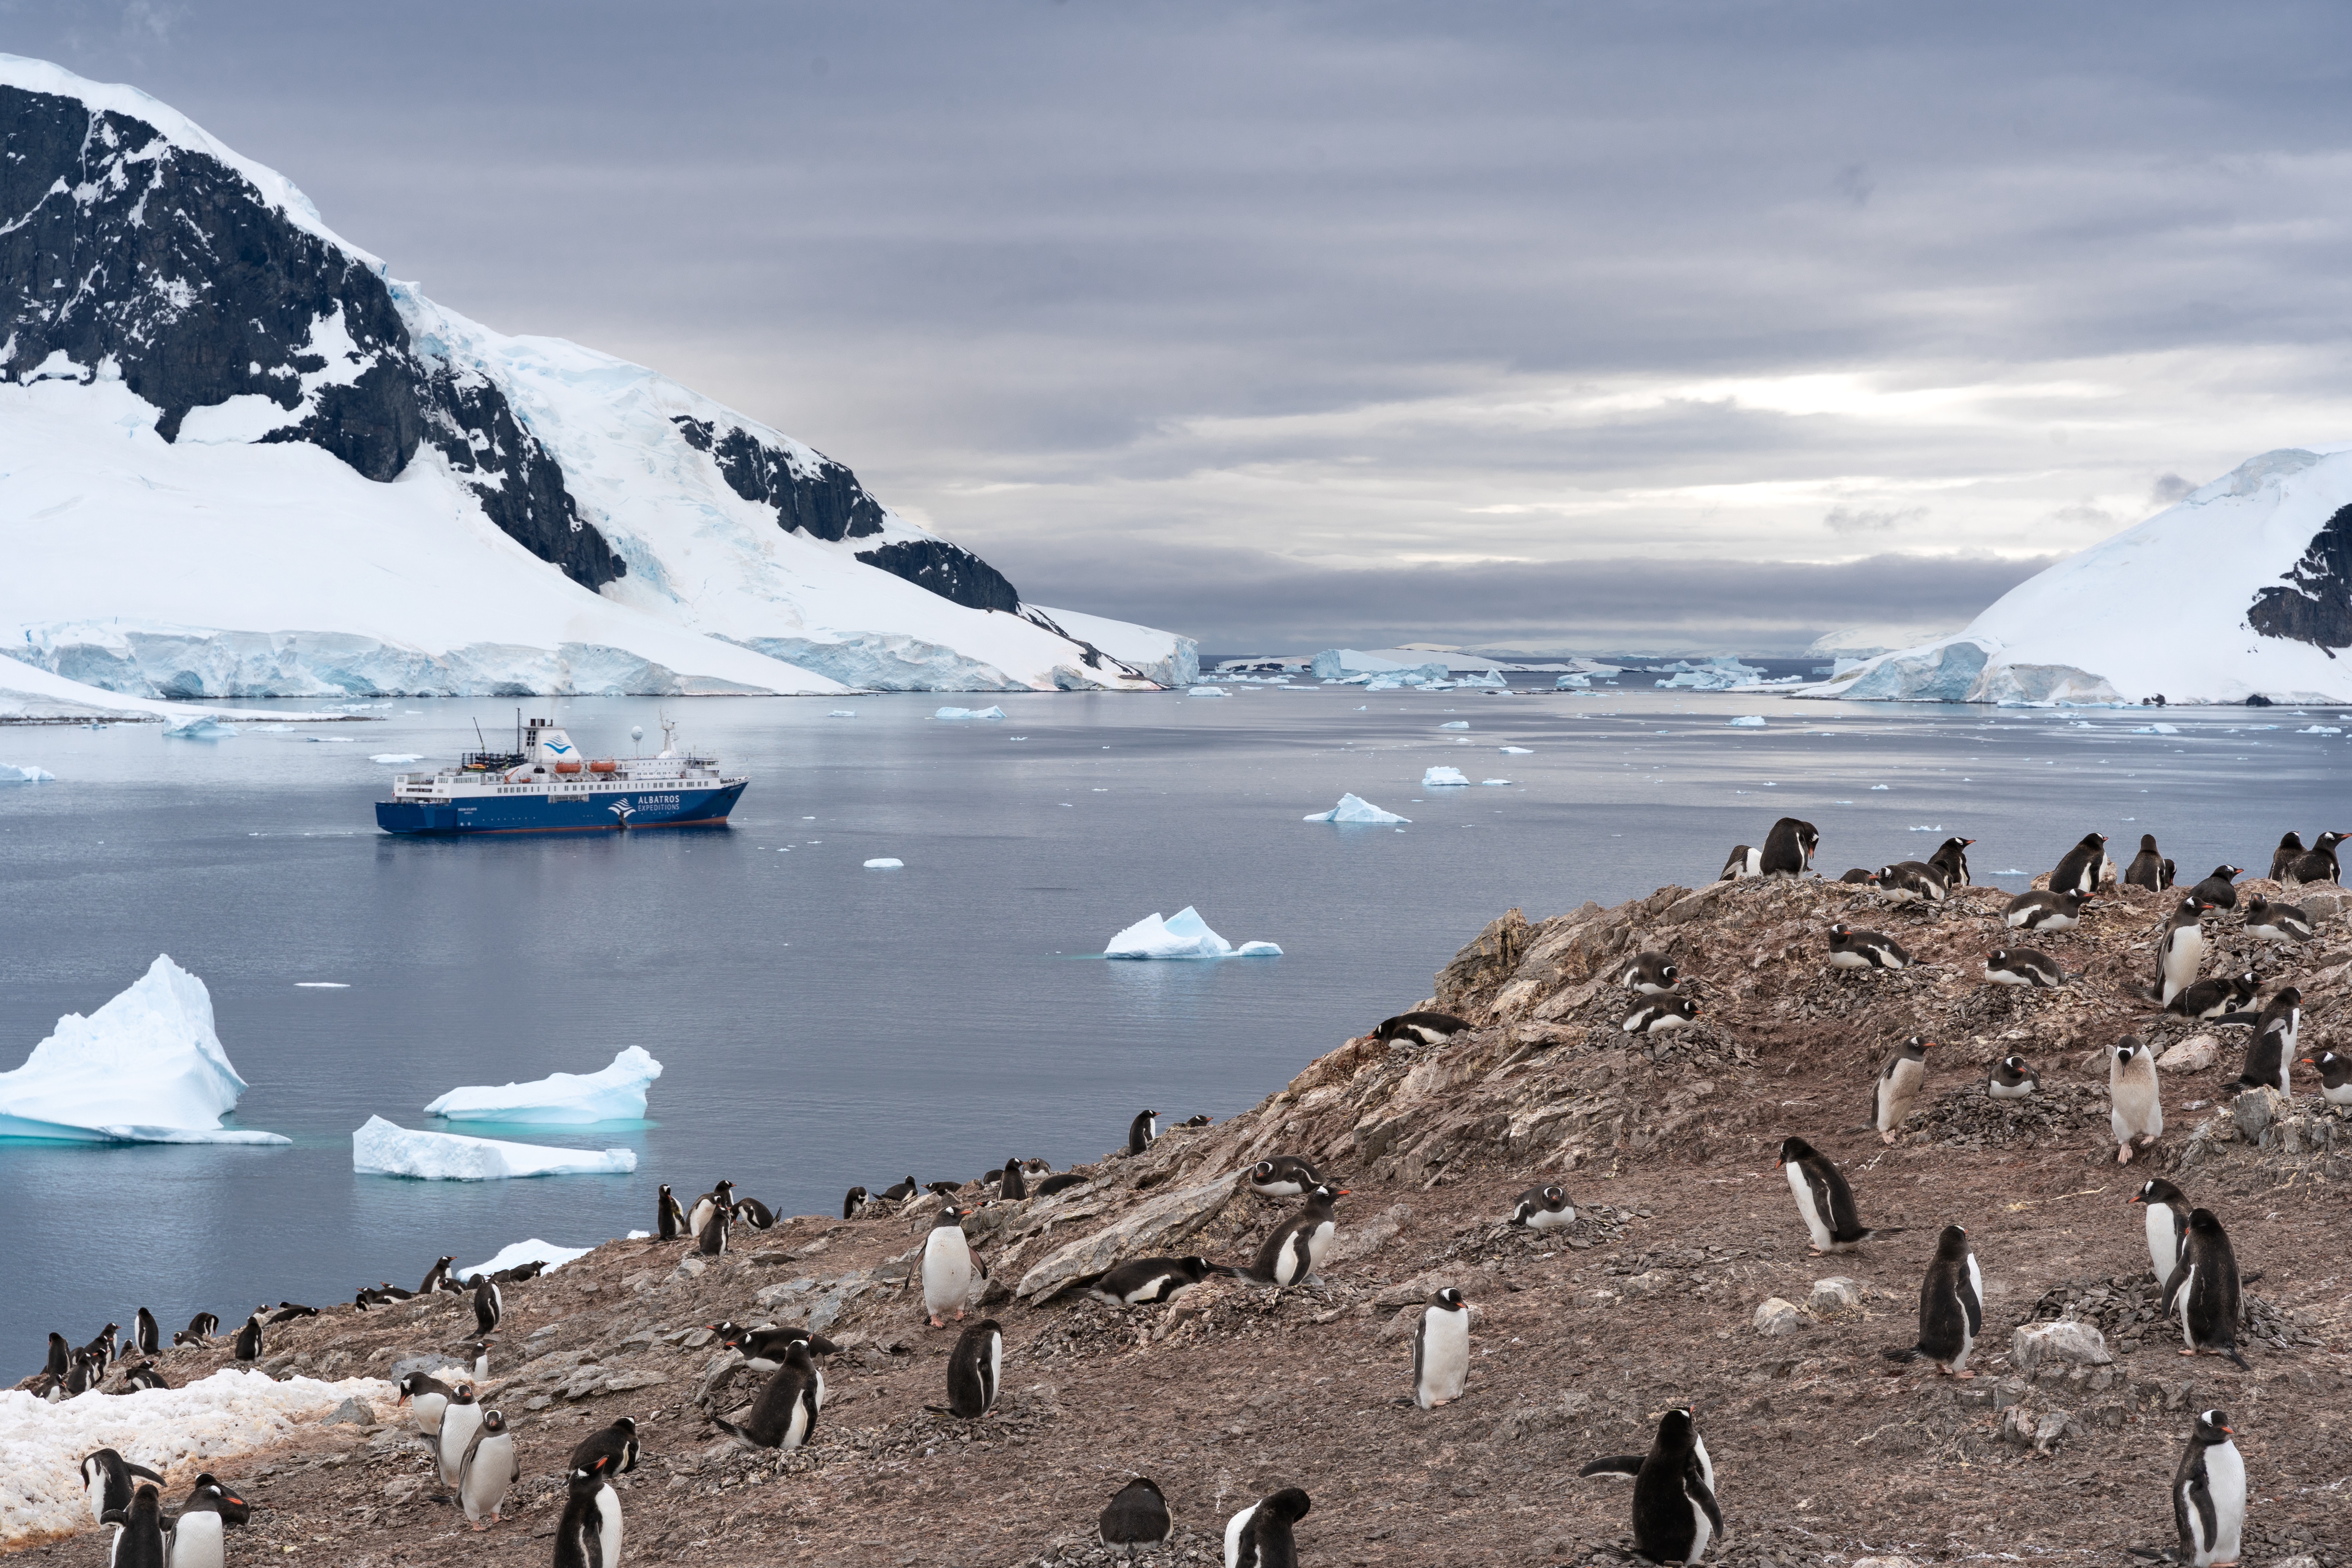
left=1304, top=793, right=1411, bottom=824
left=0, top=956, right=286, bottom=1143
left=459, top=1238, right=596, bottom=1280
left=422, top=1045, right=661, bottom=1124
left=1104, top=907, right=1280, bottom=960
left=351, top=1116, right=636, bottom=1179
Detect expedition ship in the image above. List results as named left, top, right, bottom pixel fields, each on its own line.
left=375, top=718, right=747, bottom=834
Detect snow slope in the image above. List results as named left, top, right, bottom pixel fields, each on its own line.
left=0, top=56, right=1189, bottom=697
left=1809, top=446, right=2352, bottom=705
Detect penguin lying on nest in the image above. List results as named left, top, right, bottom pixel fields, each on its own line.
left=1371, top=1010, right=1475, bottom=1044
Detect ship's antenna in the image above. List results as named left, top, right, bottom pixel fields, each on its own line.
left=472, top=718, right=487, bottom=752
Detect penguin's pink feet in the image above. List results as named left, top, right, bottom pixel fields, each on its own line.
left=1951, top=1370, right=1976, bottom=1380
left=954, top=1307, right=965, bottom=1321
left=2117, top=1145, right=2136, bottom=1164
left=929, top=1314, right=946, bottom=1328
left=1880, top=1132, right=1897, bottom=1146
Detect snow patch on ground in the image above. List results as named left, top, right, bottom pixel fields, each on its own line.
left=1303, top=793, right=1411, bottom=824
left=1104, top=907, right=1280, bottom=960
left=423, top=1046, right=661, bottom=1125
left=458, top=1238, right=596, bottom=1280
left=351, top=1116, right=635, bottom=1178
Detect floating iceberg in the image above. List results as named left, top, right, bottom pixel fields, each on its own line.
left=1728, top=715, right=1767, bottom=727
left=160, top=716, right=236, bottom=739
left=2134, top=723, right=2181, bottom=735
left=1455, top=669, right=1508, bottom=689
left=1480, top=778, right=1513, bottom=786
left=353, top=1116, right=636, bottom=1179
left=1187, top=686, right=1229, bottom=697
left=459, top=1238, right=595, bottom=1280
left=1104, top=906, right=1280, bottom=960
left=422, top=1046, right=662, bottom=1124
left=1652, top=657, right=1768, bottom=691
left=1438, top=721, right=1469, bottom=730
left=0, top=956, right=286, bottom=1143
left=1499, top=745, right=1533, bottom=754
left=369, top=753, right=424, bottom=764
left=2301, top=724, right=2343, bottom=734
left=0, top=763, right=55, bottom=781
left=827, top=709, right=857, bottom=717
left=1555, top=672, right=1590, bottom=689
left=1422, top=766, right=1470, bottom=787
left=864, top=857, right=904, bottom=869
left=1303, top=793, right=1411, bottom=824
left=934, top=706, right=1007, bottom=720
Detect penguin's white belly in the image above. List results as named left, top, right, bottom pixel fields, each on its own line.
left=1300, top=1217, right=1336, bottom=1277
left=411, top=1394, right=447, bottom=1437
left=922, top=1233, right=975, bottom=1316
left=169, top=1511, right=225, bottom=1568
left=689, top=1198, right=717, bottom=1235
left=812, top=1364, right=828, bottom=1410
left=2174, top=1264, right=2199, bottom=1344
left=1223, top=1504, right=1257, bottom=1568
left=1785, top=1162, right=1833, bottom=1249
left=2323, top=1079, right=2352, bottom=1106
left=460, top=1435, right=515, bottom=1522
left=1988, top=1077, right=2031, bottom=1097
left=2202, top=1442, right=2246, bottom=1564
left=1415, top=1311, right=1469, bottom=1407
left=438, top=1408, right=482, bottom=1486
left=1986, top=967, right=2030, bottom=986
left=1691, top=1433, right=1713, bottom=1493
left=1682, top=1489, right=1713, bottom=1563
left=2160, top=932, right=2204, bottom=1000
left=783, top=1395, right=812, bottom=1449
left=2144, top=1208, right=2180, bottom=1281
left=1524, top=1205, right=1575, bottom=1231
left=1827, top=950, right=1870, bottom=969
left=596, top=1486, right=626, bottom=1565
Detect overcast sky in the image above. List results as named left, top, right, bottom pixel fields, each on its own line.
left=15, top=2, right=2352, bottom=652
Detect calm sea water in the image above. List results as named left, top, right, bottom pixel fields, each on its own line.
left=0, top=679, right=2343, bottom=1367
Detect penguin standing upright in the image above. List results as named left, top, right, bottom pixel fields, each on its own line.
left=928, top=1319, right=1003, bottom=1419
left=82, top=1323, right=119, bottom=1364
left=2164, top=1209, right=2248, bottom=1369
left=656, top=1184, right=686, bottom=1240
left=1826, top=924, right=1910, bottom=972
left=1508, top=1184, right=1576, bottom=1229
left=1127, top=1110, right=1160, bottom=1155
left=132, top=1308, right=158, bottom=1358
left=551, top=1457, right=624, bottom=1568
left=1577, top=1407, right=1722, bottom=1566
left=1246, top=1185, right=1346, bottom=1287
left=80, top=1450, right=167, bottom=1525
left=2110, top=1039, right=2165, bottom=1163
left=1929, top=835, right=1975, bottom=887
left=456, top=1408, right=519, bottom=1530
left=2191, top=865, right=2244, bottom=910
left=394, top=1371, right=454, bottom=1437
left=2139, top=1409, right=2246, bottom=1568
left=437, top=1382, right=484, bottom=1489
left=920, top=1204, right=979, bottom=1327
left=2234, top=986, right=2300, bottom=1098
left=99, top=1483, right=169, bottom=1568
left=419, top=1257, right=454, bottom=1295
left=2130, top=1178, right=2192, bottom=1284
left=1775, top=1136, right=1887, bottom=1253
left=1222, top=1488, right=1311, bottom=1568
left=44, top=1331, right=67, bottom=1380
left=2124, top=834, right=2176, bottom=891
left=997, top=1157, right=1028, bottom=1200
left=1099, top=1476, right=1174, bottom=1554
left=2051, top=832, right=2113, bottom=896
left=472, top=1274, right=503, bottom=1335
left=1988, top=1056, right=2039, bottom=1098
left=2282, top=829, right=2348, bottom=886
left=166, top=1488, right=227, bottom=1568
left=231, top=1314, right=262, bottom=1363
left=1411, top=1288, right=1469, bottom=1409
left=697, top=1201, right=732, bottom=1259
left=2243, top=895, right=2315, bottom=943
left=1869, top=1035, right=1931, bottom=1144
left=2153, top=897, right=2210, bottom=1007
left=688, top=1180, right=736, bottom=1237
left=180, top=1312, right=218, bottom=1344
left=2270, top=831, right=2308, bottom=883
left=568, top=1416, right=641, bottom=1477
left=1758, top=816, right=1820, bottom=877
left=1882, top=1225, right=1984, bottom=1377
left=711, top=1340, right=821, bottom=1449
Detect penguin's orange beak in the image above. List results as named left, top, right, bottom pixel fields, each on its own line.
left=2127, top=1194, right=2143, bottom=1205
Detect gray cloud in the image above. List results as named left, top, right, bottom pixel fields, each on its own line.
left=1823, top=505, right=1925, bottom=535
left=2149, top=472, right=2195, bottom=506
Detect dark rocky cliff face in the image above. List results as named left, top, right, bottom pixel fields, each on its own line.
left=852, top=538, right=1021, bottom=614
left=2248, top=502, right=2352, bottom=654
left=0, top=83, right=623, bottom=592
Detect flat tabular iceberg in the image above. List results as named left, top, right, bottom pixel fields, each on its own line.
left=0, top=955, right=286, bottom=1143
left=1303, top=793, right=1411, bottom=824
left=934, top=705, right=1007, bottom=720
left=369, top=752, right=424, bottom=764
left=1187, top=686, right=1228, bottom=697
left=1104, top=906, right=1280, bottom=960
left=1499, top=745, right=1533, bottom=754
left=423, top=1046, right=662, bottom=1124
left=1423, top=766, right=1470, bottom=787
left=864, top=857, right=904, bottom=869
left=460, top=1237, right=596, bottom=1279
left=353, top=1116, right=636, bottom=1179
left=1728, top=715, right=1767, bottom=727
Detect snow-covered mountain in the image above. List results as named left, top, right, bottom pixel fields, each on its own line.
left=0, top=57, right=1193, bottom=698
left=1808, top=445, right=2352, bottom=705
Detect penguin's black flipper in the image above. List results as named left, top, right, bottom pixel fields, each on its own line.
left=2240, top=1270, right=2265, bottom=1286
left=1576, top=1456, right=1643, bottom=1477
left=128, top=1462, right=166, bottom=1483
left=2219, top=1342, right=2250, bottom=1371
left=707, top=1416, right=764, bottom=1450
left=1687, top=1465, right=1724, bottom=1536
left=2208, top=1011, right=2262, bottom=1027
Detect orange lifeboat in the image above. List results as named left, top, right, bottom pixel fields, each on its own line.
left=589, top=759, right=618, bottom=774
left=553, top=760, right=583, bottom=775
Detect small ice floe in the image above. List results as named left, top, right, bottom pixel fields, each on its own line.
left=2133, top=723, right=2180, bottom=735
left=1479, top=778, right=1513, bottom=786
left=1907, top=824, right=1945, bottom=832
left=1304, top=793, right=1411, bottom=824
left=864, top=858, right=905, bottom=869
left=160, top=716, right=236, bottom=739
left=369, top=753, right=424, bottom=765
left=294, top=982, right=349, bottom=989
left=935, top=706, right=1008, bottom=720
left=1104, top=906, right=1280, bottom=959
left=2299, top=725, right=2342, bottom=734
left=1870, top=784, right=1890, bottom=790
left=351, top=1117, right=636, bottom=1179
left=1439, top=720, right=1470, bottom=730
left=1499, top=745, right=1533, bottom=755
left=1188, top=686, right=1229, bottom=697
left=303, top=735, right=355, bottom=743
left=1422, top=766, right=1470, bottom=787
left=827, top=710, right=857, bottom=718
left=0, top=763, right=55, bottom=782
left=1727, top=715, right=1766, bottom=727
left=423, top=1046, right=662, bottom=1124
left=459, top=1238, right=594, bottom=1279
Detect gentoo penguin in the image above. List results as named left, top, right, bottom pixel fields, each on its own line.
left=64, top=1347, right=100, bottom=1396
left=2110, top=1039, right=2165, bottom=1163
left=2134, top=1409, right=2246, bottom=1568
left=928, top=1318, right=1003, bottom=1419
left=1760, top=815, right=1820, bottom=877
left=2165, top=971, right=2259, bottom=1021
left=472, top=1274, right=503, bottom=1335
left=1246, top=1156, right=1323, bottom=1199
left=99, top=1482, right=168, bottom=1568
left=456, top=1408, right=519, bottom=1530
left=1411, top=1288, right=1470, bottom=1409
left=697, top=1200, right=732, bottom=1258
left=1826, top=923, right=1910, bottom=972
left=1719, top=843, right=1763, bottom=881
left=394, top=1371, right=455, bottom=1438
left=1087, top=1257, right=1226, bottom=1306
left=81, top=1323, right=119, bottom=1363
left=880, top=1174, right=918, bottom=1203
left=2282, top=828, right=2348, bottom=885
left=1099, top=1476, right=1174, bottom=1555
left=2303, top=1050, right=2352, bottom=1107
left=131, top=1308, right=158, bottom=1358
left=1576, top=1408, right=1722, bottom=1566
left=1776, top=1136, right=1887, bottom=1253
left=551, top=1456, right=624, bottom=1568
left=1836, top=867, right=1881, bottom=886
left=2051, top=831, right=2113, bottom=897
left=44, top=1331, right=67, bottom=1378
left=688, top=1179, right=736, bottom=1237
left=1035, top=1172, right=1089, bottom=1198
left=567, top=1415, right=641, bottom=1476
left=1618, top=951, right=1681, bottom=994
left=266, top=1301, right=317, bottom=1324
left=81, top=1450, right=167, bottom=1525
left=471, top=1340, right=491, bottom=1380
left=713, top=1340, right=821, bottom=1448
left=178, top=1473, right=250, bottom=1527
left=2164, top=1209, right=2248, bottom=1369
left=437, top=1381, right=484, bottom=1488
left=921, top=1204, right=980, bottom=1327
left=1180, top=1114, right=1212, bottom=1127
left=1508, top=1183, right=1576, bottom=1230
left=1372, top=1010, right=1474, bottom=1043
left=2153, top=897, right=2210, bottom=1007
left=1876, top=860, right=1948, bottom=904
left=732, top=1196, right=777, bottom=1230
left=419, top=1256, right=455, bottom=1295
left=2190, top=865, right=2243, bottom=910
left=231, top=1314, right=262, bottom=1363
left=709, top=1322, right=841, bottom=1365
left=1222, top=1487, right=1311, bottom=1568
left=1882, top=1224, right=1984, bottom=1377
left=180, top=1312, right=218, bottom=1343
left=923, top=1180, right=965, bottom=1198
left=2243, top=894, right=2315, bottom=943
left=1988, top=1056, right=2039, bottom=1099
left=997, top=1158, right=1028, bottom=1201
left=841, top=1185, right=870, bottom=1220
left=2124, top=834, right=2176, bottom=891
left=1246, top=1184, right=1346, bottom=1287
left=2233, top=986, right=2299, bottom=1098
left=2004, top=889, right=2091, bottom=932
left=1929, top=835, right=1975, bottom=887
left=1870, top=1035, right=1931, bottom=1144
left=2270, top=830, right=2308, bottom=883
left=2131, top=1178, right=2192, bottom=1284
left=1985, top=948, right=2065, bottom=989
left=119, top=1362, right=167, bottom=1392
left=657, top=1182, right=686, bottom=1240
left=1128, top=1109, right=1161, bottom=1155
left=1624, top=995, right=1699, bottom=1033
left=166, top=1489, right=227, bottom=1568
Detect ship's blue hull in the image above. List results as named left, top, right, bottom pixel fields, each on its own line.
left=376, top=781, right=747, bottom=835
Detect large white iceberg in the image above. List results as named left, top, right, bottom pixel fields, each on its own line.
left=1422, top=766, right=1470, bottom=787
left=0, top=955, right=286, bottom=1143
left=423, top=1046, right=662, bottom=1124
left=352, top=1116, right=636, bottom=1179
left=1104, top=906, right=1281, bottom=960
left=160, top=715, right=236, bottom=739
left=1652, top=656, right=1768, bottom=691
left=459, top=1238, right=596, bottom=1280
left=1303, top=793, right=1411, bottom=824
